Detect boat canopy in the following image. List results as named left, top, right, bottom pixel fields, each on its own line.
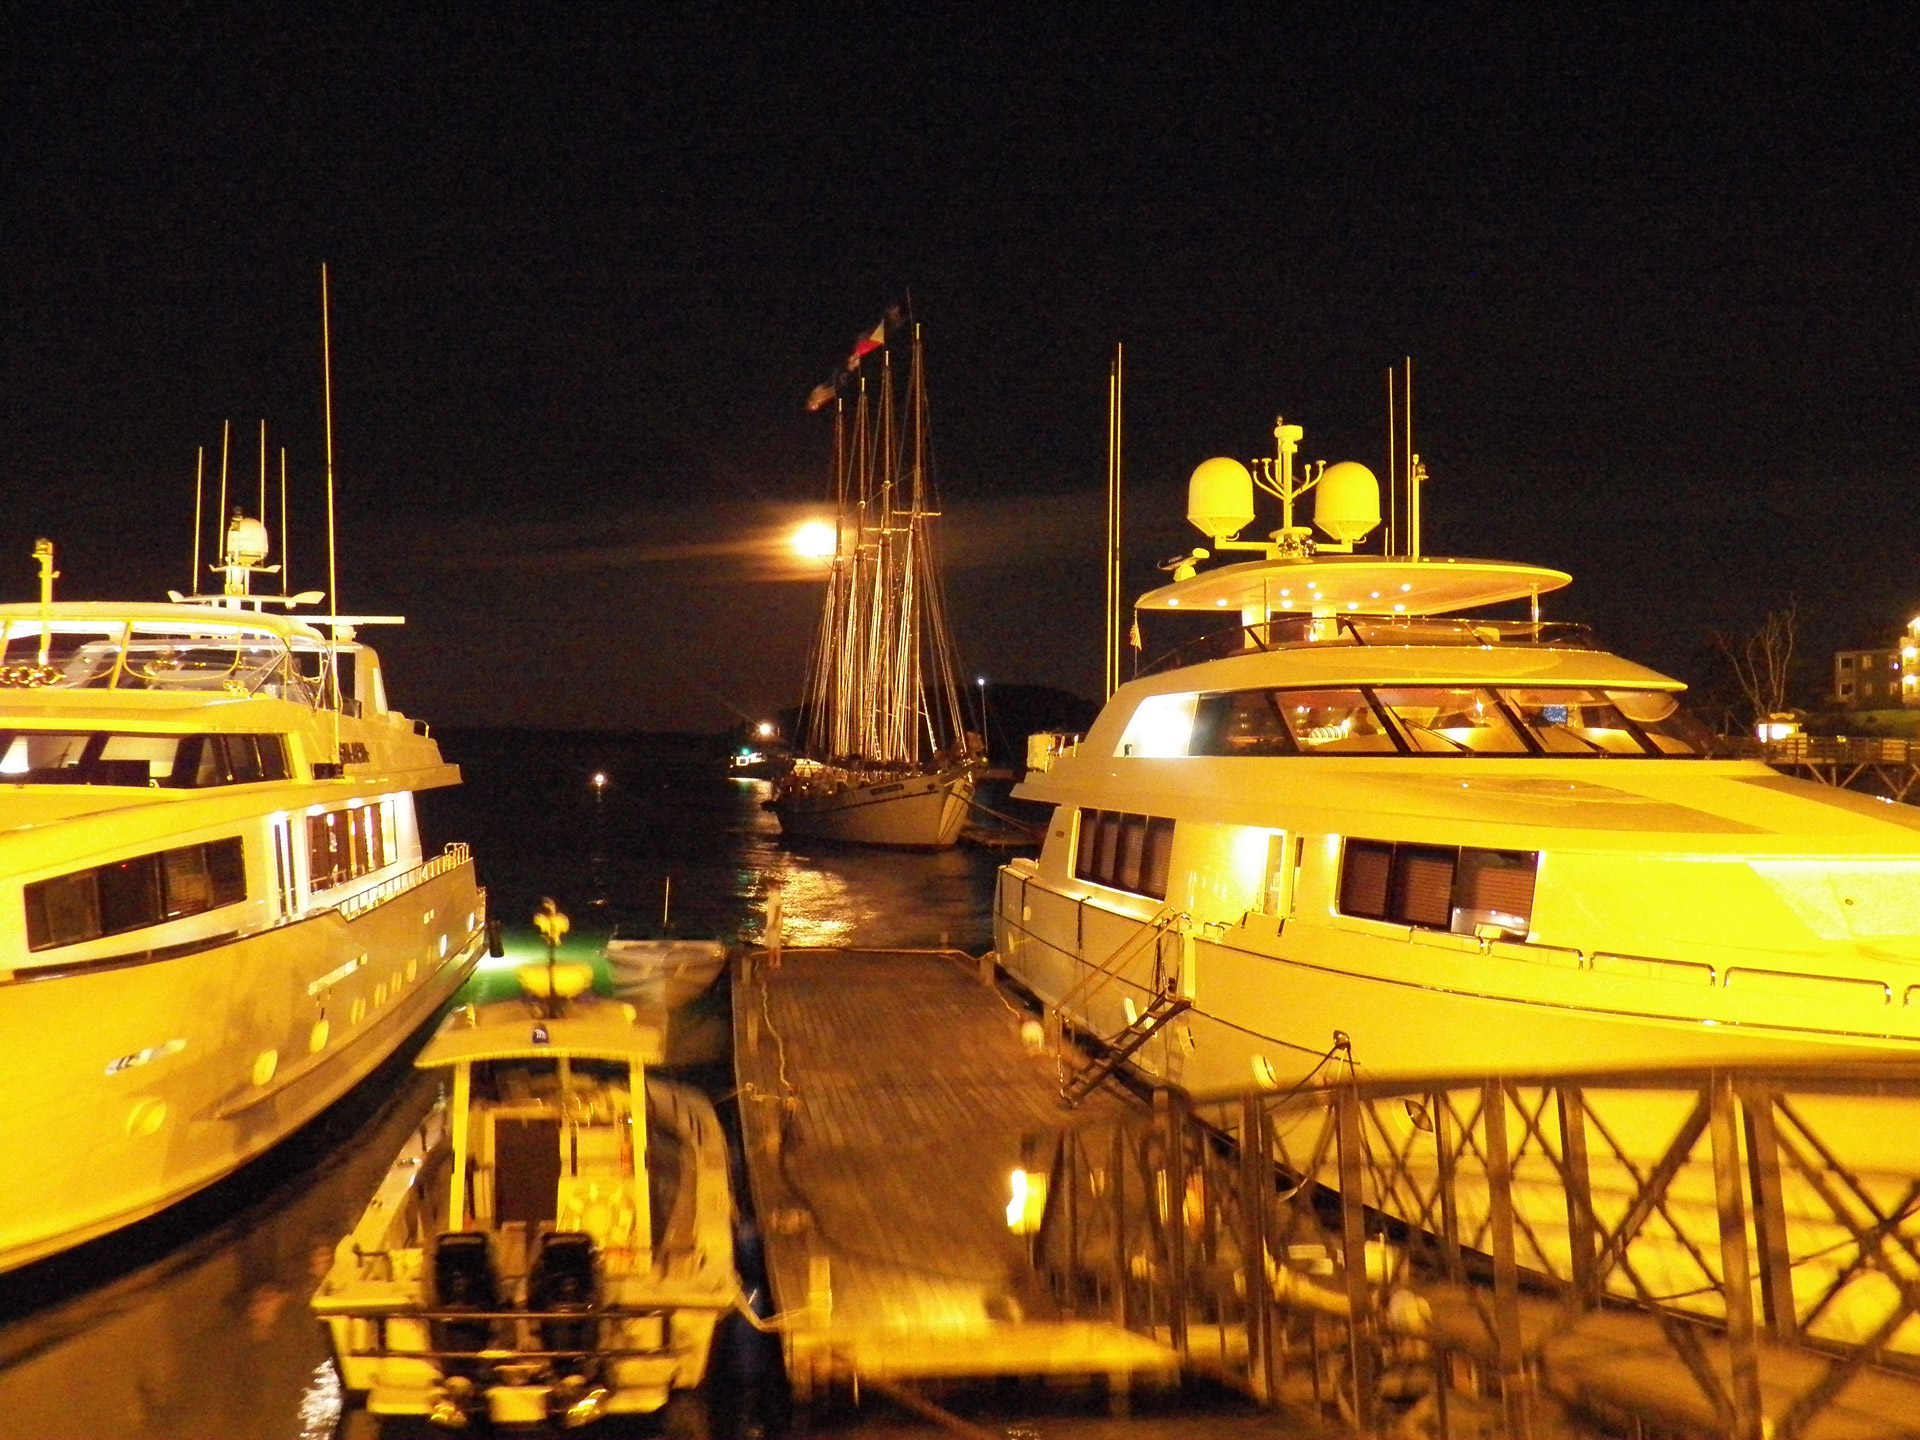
left=0, top=602, right=358, bottom=702
left=1136, top=555, right=1572, bottom=617
left=418, top=1000, right=666, bottom=1068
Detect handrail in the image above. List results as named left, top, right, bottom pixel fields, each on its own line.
left=1025, top=1060, right=1920, bottom=1437
left=331, top=843, right=471, bottom=923
left=1053, top=903, right=1187, bottom=1021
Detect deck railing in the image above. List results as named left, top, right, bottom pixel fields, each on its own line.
left=1023, top=1060, right=1920, bottom=1439
left=333, top=843, right=472, bottom=923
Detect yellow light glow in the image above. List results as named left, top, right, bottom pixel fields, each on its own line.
left=1007, top=1167, right=1048, bottom=1233
left=792, top=521, right=836, bottom=559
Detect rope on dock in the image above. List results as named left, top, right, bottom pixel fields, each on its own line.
left=859, top=1376, right=1002, bottom=1440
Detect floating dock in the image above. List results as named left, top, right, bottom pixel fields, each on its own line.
left=730, top=945, right=1177, bottom=1404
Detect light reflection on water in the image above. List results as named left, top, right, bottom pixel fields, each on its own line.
left=0, top=734, right=1013, bottom=1439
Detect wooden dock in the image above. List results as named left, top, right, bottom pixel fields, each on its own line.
left=730, top=945, right=1178, bottom=1403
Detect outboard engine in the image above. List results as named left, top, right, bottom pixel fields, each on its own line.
left=430, top=1231, right=499, bottom=1376
left=528, top=1231, right=599, bottom=1359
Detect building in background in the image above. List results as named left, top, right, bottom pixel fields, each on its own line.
left=1834, top=622, right=1920, bottom=708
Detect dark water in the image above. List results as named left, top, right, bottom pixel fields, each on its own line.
left=0, top=733, right=1014, bottom=1440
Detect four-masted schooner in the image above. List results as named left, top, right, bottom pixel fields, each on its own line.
left=770, top=317, right=980, bottom=848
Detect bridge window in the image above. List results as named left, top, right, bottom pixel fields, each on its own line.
left=0, top=730, right=290, bottom=786
left=1191, top=691, right=1295, bottom=756
left=1274, top=690, right=1398, bottom=754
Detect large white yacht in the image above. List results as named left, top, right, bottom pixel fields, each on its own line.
left=995, top=415, right=1920, bottom=1098
left=0, top=523, right=488, bottom=1272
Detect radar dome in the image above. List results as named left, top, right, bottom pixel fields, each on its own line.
left=1313, top=461, right=1381, bottom=542
left=225, top=515, right=271, bottom=566
left=1188, top=457, right=1255, bottom=540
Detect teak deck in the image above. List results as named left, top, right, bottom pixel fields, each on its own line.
left=730, top=945, right=1177, bottom=1399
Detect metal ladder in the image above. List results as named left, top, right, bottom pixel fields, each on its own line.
left=1060, top=989, right=1192, bottom=1108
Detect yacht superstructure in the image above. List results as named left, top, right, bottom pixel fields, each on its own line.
left=0, top=531, right=487, bottom=1271
left=995, top=414, right=1920, bottom=1097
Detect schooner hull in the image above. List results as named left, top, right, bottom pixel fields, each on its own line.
left=0, top=861, right=485, bottom=1273
left=772, top=770, right=974, bottom=849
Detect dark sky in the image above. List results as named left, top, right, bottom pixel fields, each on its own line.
left=5, top=9, right=1918, bottom=728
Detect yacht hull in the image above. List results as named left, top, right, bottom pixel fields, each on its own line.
left=772, top=769, right=974, bottom=849
left=0, top=858, right=486, bottom=1273
left=994, top=875, right=1920, bottom=1098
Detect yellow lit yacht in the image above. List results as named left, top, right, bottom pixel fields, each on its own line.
left=996, top=416, right=1920, bottom=1096
left=0, top=523, right=488, bottom=1272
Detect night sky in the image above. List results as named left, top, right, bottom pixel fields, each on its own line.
left=5, top=10, right=1918, bottom=729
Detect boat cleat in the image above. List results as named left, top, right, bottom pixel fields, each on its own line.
left=425, top=1374, right=474, bottom=1428
left=550, top=1374, right=611, bottom=1428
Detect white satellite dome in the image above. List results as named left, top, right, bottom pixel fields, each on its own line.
left=1313, top=461, right=1381, bottom=542
left=1187, top=457, right=1255, bottom=540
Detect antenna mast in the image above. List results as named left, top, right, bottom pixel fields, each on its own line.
left=321, top=264, right=342, bottom=746
left=1384, top=367, right=1398, bottom=558
left=1404, top=357, right=1423, bottom=560
left=1105, top=343, right=1124, bottom=699
left=216, top=420, right=230, bottom=573
left=191, top=446, right=205, bottom=592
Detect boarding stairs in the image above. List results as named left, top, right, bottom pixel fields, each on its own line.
left=1060, top=989, right=1192, bottom=1108
left=1050, top=905, right=1191, bottom=1109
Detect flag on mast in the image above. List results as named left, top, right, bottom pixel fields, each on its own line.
left=805, top=380, right=838, bottom=411
left=846, top=318, right=887, bottom=369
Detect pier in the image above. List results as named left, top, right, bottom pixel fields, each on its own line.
left=734, top=943, right=1920, bottom=1437
left=730, top=945, right=1179, bottom=1408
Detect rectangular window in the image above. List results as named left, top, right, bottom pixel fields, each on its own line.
left=1140, top=817, right=1175, bottom=900
left=1275, top=689, right=1399, bottom=754
left=1076, top=808, right=1176, bottom=900
left=1339, top=838, right=1538, bottom=938
left=24, top=836, right=247, bottom=952
left=1373, top=688, right=1530, bottom=755
left=1338, top=840, right=1393, bottom=919
left=1392, top=846, right=1458, bottom=927
left=1190, top=691, right=1295, bottom=756
left=307, top=802, right=392, bottom=894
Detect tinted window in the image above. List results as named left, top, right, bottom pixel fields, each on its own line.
left=1339, top=838, right=1538, bottom=938
left=24, top=836, right=248, bottom=951
left=0, top=731, right=288, bottom=786
left=1191, top=691, right=1295, bottom=756
left=1076, top=808, right=1176, bottom=901
left=1373, top=688, right=1530, bottom=756
left=1274, top=690, right=1399, bottom=754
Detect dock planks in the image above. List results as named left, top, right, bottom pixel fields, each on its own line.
left=731, top=946, right=1177, bottom=1397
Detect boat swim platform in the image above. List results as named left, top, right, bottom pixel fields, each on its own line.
left=730, top=944, right=1178, bottom=1401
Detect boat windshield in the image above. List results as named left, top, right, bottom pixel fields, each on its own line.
left=0, top=621, right=319, bottom=704
left=1178, top=685, right=1716, bottom=758
left=1138, top=614, right=1599, bottom=677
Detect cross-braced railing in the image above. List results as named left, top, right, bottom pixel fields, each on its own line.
left=1021, top=1060, right=1920, bottom=1438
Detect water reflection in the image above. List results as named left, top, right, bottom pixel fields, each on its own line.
left=0, top=735, right=1012, bottom=1439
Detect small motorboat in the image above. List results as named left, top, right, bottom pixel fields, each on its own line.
left=603, top=938, right=731, bottom=1011
left=312, top=963, right=737, bottom=1432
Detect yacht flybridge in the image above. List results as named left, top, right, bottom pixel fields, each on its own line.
left=996, top=410, right=1920, bottom=1097
left=0, top=518, right=488, bottom=1272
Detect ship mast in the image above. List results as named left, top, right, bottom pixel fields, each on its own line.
left=795, top=316, right=974, bottom=773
